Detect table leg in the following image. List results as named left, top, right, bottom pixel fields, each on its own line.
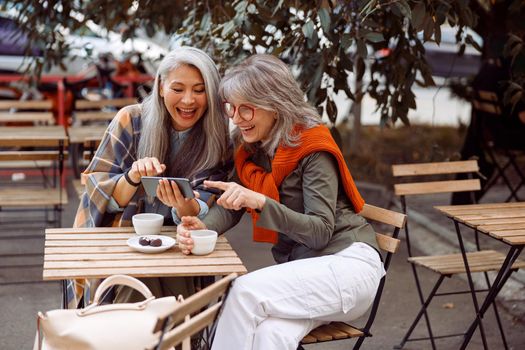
left=459, top=244, right=523, bottom=350
left=453, top=220, right=489, bottom=350
left=61, top=280, right=68, bottom=309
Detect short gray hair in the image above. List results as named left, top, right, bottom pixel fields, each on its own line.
left=138, top=47, right=230, bottom=176
left=219, top=54, right=321, bottom=155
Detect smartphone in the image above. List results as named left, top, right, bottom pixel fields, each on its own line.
left=141, top=176, right=195, bottom=199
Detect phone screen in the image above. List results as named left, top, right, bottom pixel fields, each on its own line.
left=141, top=176, right=195, bottom=199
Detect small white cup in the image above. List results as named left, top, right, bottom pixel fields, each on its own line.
left=132, top=213, right=163, bottom=235
left=190, top=229, right=218, bottom=255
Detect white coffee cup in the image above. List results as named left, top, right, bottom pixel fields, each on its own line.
left=190, top=229, right=218, bottom=255
left=132, top=213, right=163, bottom=235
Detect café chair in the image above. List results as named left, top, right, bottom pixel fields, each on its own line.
left=0, top=99, right=55, bottom=125
left=392, top=160, right=524, bottom=349
left=298, top=203, right=406, bottom=349
left=151, top=272, right=238, bottom=350
left=0, top=128, right=68, bottom=228
left=472, top=89, right=525, bottom=202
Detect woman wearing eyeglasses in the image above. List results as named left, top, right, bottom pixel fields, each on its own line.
left=176, top=54, right=384, bottom=350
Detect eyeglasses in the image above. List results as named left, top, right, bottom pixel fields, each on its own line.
left=223, top=101, right=256, bottom=121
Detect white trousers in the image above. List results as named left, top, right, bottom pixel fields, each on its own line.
left=211, top=242, right=385, bottom=350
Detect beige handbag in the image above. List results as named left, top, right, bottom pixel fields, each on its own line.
left=35, top=274, right=182, bottom=350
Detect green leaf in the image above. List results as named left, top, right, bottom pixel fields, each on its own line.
left=307, top=28, right=319, bottom=49
left=234, top=0, right=248, bottom=13
left=326, top=97, right=338, bottom=124
left=395, top=1, right=411, bottom=18
left=433, top=24, right=441, bottom=45
left=200, top=12, right=211, bottom=31
left=302, top=20, right=315, bottom=40
left=411, top=2, right=426, bottom=31
left=221, top=21, right=236, bottom=37
left=318, top=7, right=330, bottom=33
left=423, top=16, right=434, bottom=41
left=465, top=34, right=482, bottom=52
left=364, top=32, right=384, bottom=43
left=357, top=39, right=368, bottom=58
left=341, top=34, right=353, bottom=50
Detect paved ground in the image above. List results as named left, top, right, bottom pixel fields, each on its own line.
left=1, top=175, right=524, bottom=349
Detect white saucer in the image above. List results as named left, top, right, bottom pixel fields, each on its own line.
left=127, top=235, right=176, bottom=254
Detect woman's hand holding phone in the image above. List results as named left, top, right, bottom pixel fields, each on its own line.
left=157, top=179, right=200, bottom=217
left=128, top=157, right=166, bottom=183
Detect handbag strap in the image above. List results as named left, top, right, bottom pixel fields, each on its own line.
left=93, top=274, right=153, bottom=303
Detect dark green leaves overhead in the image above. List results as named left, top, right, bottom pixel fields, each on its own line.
left=4, top=0, right=523, bottom=127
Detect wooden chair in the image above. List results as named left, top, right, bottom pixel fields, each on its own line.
left=299, top=203, right=406, bottom=349
left=150, top=273, right=238, bottom=350
left=473, top=89, right=525, bottom=202
left=68, top=97, right=136, bottom=178
left=0, top=99, right=55, bottom=125
left=0, top=126, right=68, bottom=227
left=392, top=160, right=525, bottom=349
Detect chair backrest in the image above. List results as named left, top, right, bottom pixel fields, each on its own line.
left=353, top=204, right=404, bottom=343
left=0, top=100, right=55, bottom=125
left=473, top=90, right=501, bottom=115
left=392, top=160, right=481, bottom=197
left=360, top=202, right=404, bottom=264
left=74, top=97, right=137, bottom=123
left=150, top=272, right=238, bottom=350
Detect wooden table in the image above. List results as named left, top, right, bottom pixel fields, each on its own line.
left=43, top=226, right=247, bottom=307
left=44, top=226, right=247, bottom=280
left=435, top=202, right=525, bottom=349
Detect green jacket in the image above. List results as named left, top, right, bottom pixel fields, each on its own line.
left=203, top=149, right=379, bottom=264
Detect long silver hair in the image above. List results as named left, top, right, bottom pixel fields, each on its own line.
left=219, top=54, right=321, bottom=155
left=138, top=47, right=230, bottom=177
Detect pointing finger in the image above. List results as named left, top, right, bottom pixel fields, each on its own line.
left=204, top=180, right=230, bottom=191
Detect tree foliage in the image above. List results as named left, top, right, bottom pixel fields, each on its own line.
left=2, top=0, right=524, bottom=126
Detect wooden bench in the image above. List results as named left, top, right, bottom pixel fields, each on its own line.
left=73, top=97, right=137, bottom=123
left=0, top=126, right=68, bottom=226
left=299, top=204, right=405, bottom=349
left=0, top=100, right=55, bottom=125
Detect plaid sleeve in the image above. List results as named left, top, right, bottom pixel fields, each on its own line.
left=73, top=106, right=141, bottom=228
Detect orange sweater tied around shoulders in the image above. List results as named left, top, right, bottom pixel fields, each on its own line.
left=235, top=124, right=365, bottom=244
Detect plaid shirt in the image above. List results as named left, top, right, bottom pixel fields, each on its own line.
left=69, top=105, right=230, bottom=308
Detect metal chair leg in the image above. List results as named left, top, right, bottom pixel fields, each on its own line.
left=394, top=275, right=445, bottom=349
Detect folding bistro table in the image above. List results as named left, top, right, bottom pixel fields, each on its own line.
left=435, top=202, right=525, bottom=349
left=43, top=226, right=248, bottom=308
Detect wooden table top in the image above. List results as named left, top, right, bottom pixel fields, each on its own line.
left=43, top=227, right=248, bottom=280
left=435, top=202, right=525, bottom=245
left=0, top=126, right=68, bottom=147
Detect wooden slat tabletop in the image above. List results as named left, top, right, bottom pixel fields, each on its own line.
left=43, top=227, right=248, bottom=280
left=435, top=202, right=525, bottom=246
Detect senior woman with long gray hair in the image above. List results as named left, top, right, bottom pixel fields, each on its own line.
left=176, top=54, right=384, bottom=349
left=71, top=47, right=231, bottom=307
